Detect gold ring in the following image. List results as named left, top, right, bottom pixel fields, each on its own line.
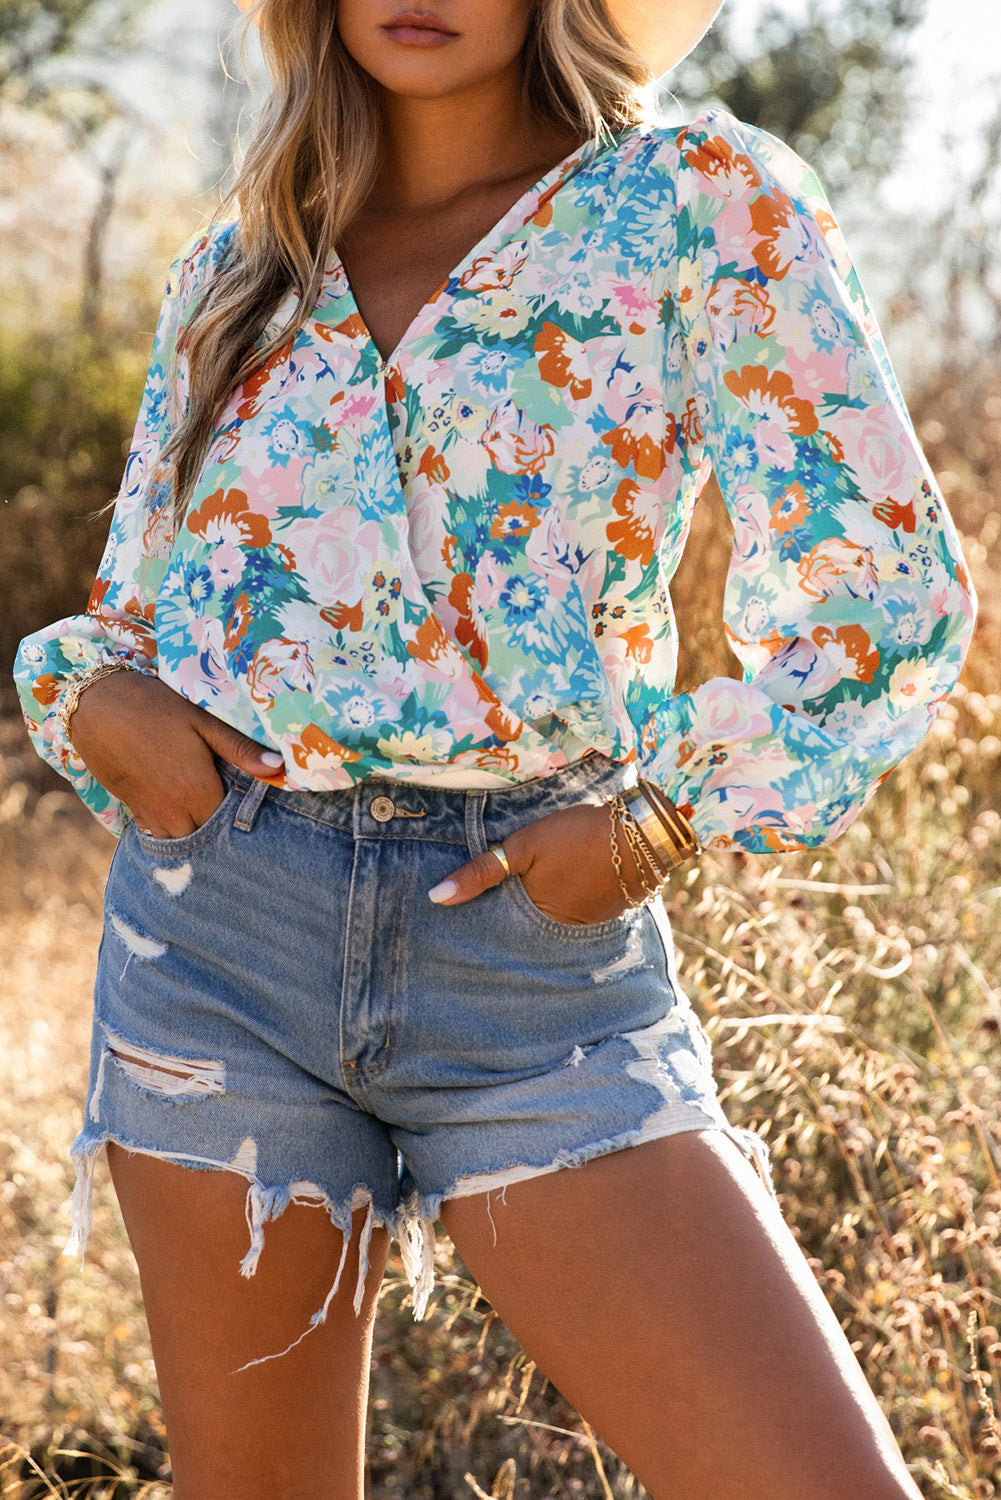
left=487, top=842, right=512, bottom=878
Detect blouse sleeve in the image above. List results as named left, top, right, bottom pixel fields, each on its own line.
left=638, top=107, right=977, bottom=853
left=11, top=221, right=236, bottom=836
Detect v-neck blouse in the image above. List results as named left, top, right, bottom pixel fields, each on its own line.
left=14, top=106, right=976, bottom=852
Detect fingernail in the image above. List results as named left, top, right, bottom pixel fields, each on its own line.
left=428, top=879, right=458, bottom=903
left=259, top=751, right=284, bottom=768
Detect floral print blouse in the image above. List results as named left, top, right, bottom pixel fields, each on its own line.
left=14, top=106, right=976, bottom=851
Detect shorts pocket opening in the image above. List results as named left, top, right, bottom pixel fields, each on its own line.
left=132, top=781, right=240, bottom=857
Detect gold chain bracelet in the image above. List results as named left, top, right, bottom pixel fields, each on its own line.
left=607, top=794, right=668, bottom=909
left=56, top=659, right=148, bottom=745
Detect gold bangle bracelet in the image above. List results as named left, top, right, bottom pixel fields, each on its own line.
left=614, top=784, right=674, bottom=873
left=642, top=792, right=699, bottom=864
left=616, top=783, right=692, bottom=871
left=630, top=780, right=700, bottom=867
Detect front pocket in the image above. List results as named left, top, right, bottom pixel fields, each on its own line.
left=467, top=812, right=635, bottom=943
left=132, top=783, right=239, bottom=858
left=504, top=869, right=635, bottom=940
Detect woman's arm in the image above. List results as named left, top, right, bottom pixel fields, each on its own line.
left=635, top=107, right=977, bottom=854
left=11, top=223, right=235, bottom=835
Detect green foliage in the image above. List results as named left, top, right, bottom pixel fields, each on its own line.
left=0, top=0, right=153, bottom=110
left=0, top=322, right=154, bottom=715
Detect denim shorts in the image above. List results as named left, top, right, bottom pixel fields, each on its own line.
left=69, top=749, right=777, bottom=1368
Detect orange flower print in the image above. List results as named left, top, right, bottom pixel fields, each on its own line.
left=123, top=595, right=156, bottom=629
left=407, top=615, right=466, bottom=679
left=447, top=572, right=488, bottom=670
left=620, top=623, right=654, bottom=664
left=86, top=576, right=111, bottom=613
left=748, top=192, right=814, bottom=281
left=872, top=498, right=917, bottom=534
left=141, top=485, right=175, bottom=556
left=534, top=322, right=593, bottom=401
left=723, top=366, right=818, bottom=436
left=248, top=638, right=316, bottom=707
left=459, top=240, right=528, bottom=291
left=33, top=672, right=62, bottom=707
left=825, top=429, right=846, bottom=465
left=771, top=483, right=809, bottom=534
left=603, top=406, right=677, bottom=481
left=606, top=479, right=658, bottom=567
left=813, top=624, right=880, bottom=684
left=418, top=445, right=450, bottom=484
left=475, top=676, right=523, bottom=742
left=224, top=591, right=253, bottom=651
left=530, top=187, right=558, bottom=229
left=707, top=278, right=775, bottom=342
left=797, top=538, right=878, bottom=601
left=187, top=488, right=273, bottom=548
left=680, top=133, right=761, bottom=199
left=471, top=746, right=520, bottom=772
left=679, top=397, right=703, bottom=447
left=334, top=311, right=369, bottom=345
left=384, top=363, right=406, bottom=403
left=290, top=722, right=362, bottom=773
left=481, top=402, right=556, bottom=475
left=112, top=612, right=157, bottom=648
left=320, top=600, right=365, bottom=632
left=234, top=350, right=286, bottom=420
left=490, top=500, right=540, bottom=543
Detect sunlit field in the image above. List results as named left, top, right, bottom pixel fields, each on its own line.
left=1, top=372, right=999, bottom=1499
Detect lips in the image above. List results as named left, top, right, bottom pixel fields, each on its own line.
left=382, top=9, right=458, bottom=35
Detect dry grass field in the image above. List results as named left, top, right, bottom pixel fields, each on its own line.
left=1, top=370, right=999, bottom=1498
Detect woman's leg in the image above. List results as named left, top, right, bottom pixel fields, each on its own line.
left=441, top=1129, right=922, bottom=1500
left=107, top=1145, right=390, bottom=1500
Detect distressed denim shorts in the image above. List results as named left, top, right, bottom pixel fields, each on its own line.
left=70, top=749, right=777, bottom=1366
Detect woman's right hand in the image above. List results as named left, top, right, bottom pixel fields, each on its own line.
left=66, top=669, right=285, bottom=839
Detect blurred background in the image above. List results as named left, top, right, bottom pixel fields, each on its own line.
left=1, top=2, right=999, bottom=1497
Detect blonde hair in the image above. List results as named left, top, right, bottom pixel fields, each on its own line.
left=146, top=0, right=654, bottom=537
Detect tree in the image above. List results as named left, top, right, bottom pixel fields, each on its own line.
left=1, top=0, right=166, bottom=335
left=665, top=0, right=926, bottom=194
left=0, top=0, right=150, bottom=102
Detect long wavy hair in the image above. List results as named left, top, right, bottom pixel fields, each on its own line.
left=138, top=0, right=655, bottom=538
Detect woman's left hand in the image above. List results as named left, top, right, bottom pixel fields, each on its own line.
left=426, top=799, right=652, bottom=924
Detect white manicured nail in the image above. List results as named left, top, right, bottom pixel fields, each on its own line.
left=260, top=751, right=284, bottom=767
left=428, top=880, right=458, bottom=903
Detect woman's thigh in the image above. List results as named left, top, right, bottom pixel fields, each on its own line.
left=440, top=1129, right=922, bottom=1500
left=108, top=1147, right=390, bottom=1500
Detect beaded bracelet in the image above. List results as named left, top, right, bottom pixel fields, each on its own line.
left=56, top=659, right=149, bottom=746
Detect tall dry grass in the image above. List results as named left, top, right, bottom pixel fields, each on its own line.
left=1, top=367, right=998, bottom=1498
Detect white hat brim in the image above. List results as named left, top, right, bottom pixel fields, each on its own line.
left=232, top=0, right=724, bottom=75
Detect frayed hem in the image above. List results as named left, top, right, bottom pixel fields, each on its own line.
left=419, top=1108, right=780, bottom=1240
left=64, top=1135, right=440, bottom=1369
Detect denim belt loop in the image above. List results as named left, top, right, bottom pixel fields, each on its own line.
left=233, top=776, right=269, bottom=833
left=464, top=788, right=487, bottom=855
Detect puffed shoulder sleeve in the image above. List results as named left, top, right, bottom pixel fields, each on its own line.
left=11, top=219, right=239, bottom=836
left=639, top=107, right=977, bottom=853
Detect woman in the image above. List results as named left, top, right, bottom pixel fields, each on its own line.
left=12, top=0, right=976, bottom=1496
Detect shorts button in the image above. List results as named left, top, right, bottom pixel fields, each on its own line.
left=369, top=794, right=396, bottom=822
